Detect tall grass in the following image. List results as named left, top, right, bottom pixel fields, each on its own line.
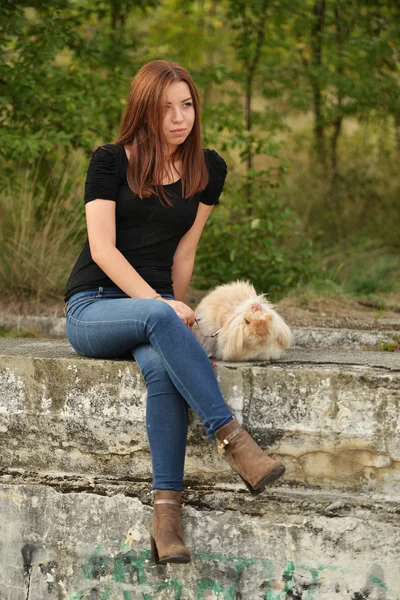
left=0, top=152, right=87, bottom=305
left=280, top=121, right=400, bottom=250
left=304, top=242, right=400, bottom=298
left=275, top=119, right=400, bottom=298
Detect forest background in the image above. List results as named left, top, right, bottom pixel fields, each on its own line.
left=1, top=0, right=399, bottom=311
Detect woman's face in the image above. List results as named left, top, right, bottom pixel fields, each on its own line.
left=162, top=80, right=195, bottom=155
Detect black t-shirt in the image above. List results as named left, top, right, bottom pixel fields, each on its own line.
left=64, top=144, right=227, bottom=300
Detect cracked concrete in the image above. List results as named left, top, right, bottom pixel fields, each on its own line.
left=0, top=484, right=399, bottom=600
left=0, top=339, right=399, bottom=497
left=0, top=338, right=399, bottom=599
left=1, top=310, right=399, bottom=350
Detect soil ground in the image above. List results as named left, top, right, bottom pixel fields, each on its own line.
left=277, top=292, right=400, bottom=332
left=1, top=290, right=399, bottom=332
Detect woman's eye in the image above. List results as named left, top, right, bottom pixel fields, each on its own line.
left=182, top=102, right=192, bottom=109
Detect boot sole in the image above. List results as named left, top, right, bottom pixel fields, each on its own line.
left=150, top=535, right=191, bottom=565
left=240, top=464, right=286, bottom=496
left=158, top=554, right=191, bottom=565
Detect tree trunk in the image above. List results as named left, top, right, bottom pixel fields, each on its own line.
left=331, top=2, right=344, bottom=178
left=245, top=0, right=269, bottom=168
left=311, top=0, right=326, bottom=165
left=331, top=1, right=345, bottom=239
left=202, top=0, right=218, bottom=107
left=395, top=114, right=400, bottom=154
left=244, top=0, right=269, bottom=212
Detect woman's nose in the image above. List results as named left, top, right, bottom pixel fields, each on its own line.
left=171, top=108, right=184, bottom=122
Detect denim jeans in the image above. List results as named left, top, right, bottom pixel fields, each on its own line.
left=65, top=287, right=234, bottom=491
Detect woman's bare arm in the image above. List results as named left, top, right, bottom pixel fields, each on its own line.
left=86, top=199, right=196, bottom=324
left=86, top=199, right=157, bottom=298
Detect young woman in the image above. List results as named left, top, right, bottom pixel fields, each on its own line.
left=64, top=60, right=285, bottom=565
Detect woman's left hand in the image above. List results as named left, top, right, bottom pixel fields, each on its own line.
left=160, top=298, right=196, bottom=327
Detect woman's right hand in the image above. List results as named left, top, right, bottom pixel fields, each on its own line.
left=160, top=299, right=196, bottom=327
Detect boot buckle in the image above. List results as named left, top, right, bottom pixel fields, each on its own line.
left=217, top=427, right=242, bottom=455
left=218, top=439, right=229, bottom=455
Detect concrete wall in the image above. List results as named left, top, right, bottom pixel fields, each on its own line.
left=0, top=339, right=399, bottom=599
left=1, top=484, right=399, bottom=600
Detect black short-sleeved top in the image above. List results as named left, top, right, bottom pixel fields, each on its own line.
left=64, top=144, right=227, bottom=300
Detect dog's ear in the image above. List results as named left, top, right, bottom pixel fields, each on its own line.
left=276, top=318, right=292, bottom=348
left=222, top=321, right=245, bottom=360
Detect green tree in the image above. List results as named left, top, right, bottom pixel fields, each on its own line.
left=0, top=0, right=159, bottom=164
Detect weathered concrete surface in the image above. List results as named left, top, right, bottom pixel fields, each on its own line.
left=2, top=308, right=399, bottom=350
left=292, top=326, right=399, bottom=350
left=0, top=339, right=399, bottom=498
left=1, top=339, right=399, bottom=599
left=0, top=484, right=399, bottom=600
left=1, top=337, right=399, bottom=368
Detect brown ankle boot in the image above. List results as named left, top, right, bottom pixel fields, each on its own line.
left=150, top=490, right=191, bottom=564
left=215, top=420, right=285, bottom=495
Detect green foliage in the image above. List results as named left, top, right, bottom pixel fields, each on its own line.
left=0, top=325, right=39, bottom=338
left=194, top=172, right=313, bottom=297
left=378, top=337, right=400, bottom=353
left=294, top=241, right=400, bottom=302
left=0, top=0, right=158, bottom=163
left=280, top=120, right=400, bottom=249
left=1, top=0, right=400, bottom=303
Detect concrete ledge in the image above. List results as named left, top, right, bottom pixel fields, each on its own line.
left=292, top=325, right=399, bottom=350
left=0, top=484, right=399, bottom=600
left=1, top=339, right=399, bottom=498
left=1, top=339, right=399, bottom=599
left=2, top=310, right=399, bottom=349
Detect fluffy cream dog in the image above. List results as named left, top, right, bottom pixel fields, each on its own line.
left=193, top=280, right=292, bottom=361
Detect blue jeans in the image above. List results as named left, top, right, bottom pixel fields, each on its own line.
left=65, top=287, right=234, bottom=491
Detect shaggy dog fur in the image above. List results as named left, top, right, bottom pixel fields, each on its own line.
left=193, top=280, right=292, bottom=361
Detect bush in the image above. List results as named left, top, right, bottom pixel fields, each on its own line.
left=194, top=172, right=313, bottom=298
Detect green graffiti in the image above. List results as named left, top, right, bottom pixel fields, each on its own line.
left=67, top=545, right=397, bottom=600
left=111, top=549, right=149, bottom=586
left=307, top=564, right=392, bottom=595
left=81, top=544, right=113, bottom=580
left=193, top=554, right=321, bottom=600
left=196, top=577, right=236, bottom=600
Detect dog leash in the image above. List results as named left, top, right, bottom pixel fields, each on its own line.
left=194, top=318, right=222, bottom=338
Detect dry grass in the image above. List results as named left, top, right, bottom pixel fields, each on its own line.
left=0, top=152, right=86, bottom=306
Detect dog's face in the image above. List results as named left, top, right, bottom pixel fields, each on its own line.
left=220, top=301, right=280, bottom=358
left=243, top=309, right=274, bottom=342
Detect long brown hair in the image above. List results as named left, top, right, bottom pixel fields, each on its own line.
left=115, top=60, right=209, bottom=205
